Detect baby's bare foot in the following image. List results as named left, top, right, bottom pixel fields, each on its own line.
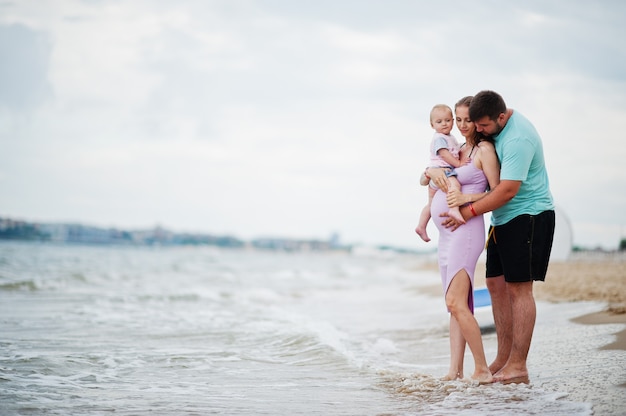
left=415, top=226, right=430, bottom=242
left=448, top=207, right=466, bottom=224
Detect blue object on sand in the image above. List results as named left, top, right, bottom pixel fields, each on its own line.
left=474, top=287, right=492, bottom=308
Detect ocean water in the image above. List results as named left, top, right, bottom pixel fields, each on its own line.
left=0, top=241, right=619, bottom=415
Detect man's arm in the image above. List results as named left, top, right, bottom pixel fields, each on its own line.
left=459, top=179, right=521, bottom=220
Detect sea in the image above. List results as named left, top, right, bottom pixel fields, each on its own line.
left=1, top=241, right=623, bottom=415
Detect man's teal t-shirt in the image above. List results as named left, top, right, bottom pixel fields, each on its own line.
left=492, top=111, right=554, bottom=226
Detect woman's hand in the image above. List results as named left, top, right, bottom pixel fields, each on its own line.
left=446, top=189, right=465, bottom=208
left=426, top=168, right=451, bottom=193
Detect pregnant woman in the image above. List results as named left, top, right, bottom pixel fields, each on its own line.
left=424, top=96, right=500, bottom=383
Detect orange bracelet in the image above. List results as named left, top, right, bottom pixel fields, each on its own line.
left=469, top=203, right=477, bottom=217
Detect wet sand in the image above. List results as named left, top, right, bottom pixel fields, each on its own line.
left=537, top=257, right=626, bottom=355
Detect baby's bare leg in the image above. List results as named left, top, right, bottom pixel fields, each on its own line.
left=447, top=177, right=465, bottom=224
left=415, top=186, right=436, bottom=242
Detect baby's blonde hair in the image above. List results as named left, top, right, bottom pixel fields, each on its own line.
left=430, top=104, right=453, bottom=121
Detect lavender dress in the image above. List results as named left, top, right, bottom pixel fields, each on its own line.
left=431, top=157, right=488, bottom=313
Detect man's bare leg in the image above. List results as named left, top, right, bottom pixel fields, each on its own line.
left=493, top=281, right=535, bottom=384
left=486, top=275, right=512, bottom=374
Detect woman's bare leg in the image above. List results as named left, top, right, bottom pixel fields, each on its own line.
left=446, top=269, right=493, bottom=383
left=443, top=315, right=465, bottom=380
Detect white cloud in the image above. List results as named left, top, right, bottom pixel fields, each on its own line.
left=1, top=0, right=625, bottom=250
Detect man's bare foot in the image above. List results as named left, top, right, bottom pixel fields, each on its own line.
left=488, top=360, right=506, bottom=375
left=448, top=207, right=466, bottom=224
left=493, top=367, right=529, bottom=384
left=494, top=374, right=529, bottom=384
left=415, top=226, right=430, bottom=242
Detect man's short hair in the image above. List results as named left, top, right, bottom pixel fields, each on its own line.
left=469, top=90, right=507, bottom=121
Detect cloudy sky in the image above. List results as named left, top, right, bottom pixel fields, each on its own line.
left=1, top=0, right=625, bottom=250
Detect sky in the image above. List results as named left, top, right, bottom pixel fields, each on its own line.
left=1, top=0, right=625, bottom=250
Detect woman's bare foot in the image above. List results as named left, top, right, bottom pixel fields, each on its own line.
left=415, top=226, right=430, bottom=242
left=471, top=370, right=494, bottom=385
left=441, top=372, right=462, bottom=381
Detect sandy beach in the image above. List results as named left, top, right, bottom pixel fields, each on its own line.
left=536, top=254, right=626, bottom=353
left=421, top=251, right=626, bottom=414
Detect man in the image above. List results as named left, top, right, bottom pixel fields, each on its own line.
left=448, top=90, right=555, bottom=384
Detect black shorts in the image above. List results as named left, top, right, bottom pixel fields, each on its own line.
left=486, top=210, right=555, bottom=283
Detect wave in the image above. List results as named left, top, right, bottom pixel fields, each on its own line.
left=0, top=272, right=89, bottom=292
left=378, top=370, right=592, bottom=415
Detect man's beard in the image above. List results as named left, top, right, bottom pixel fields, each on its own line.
left=487, top=123, right=504, bottom=137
